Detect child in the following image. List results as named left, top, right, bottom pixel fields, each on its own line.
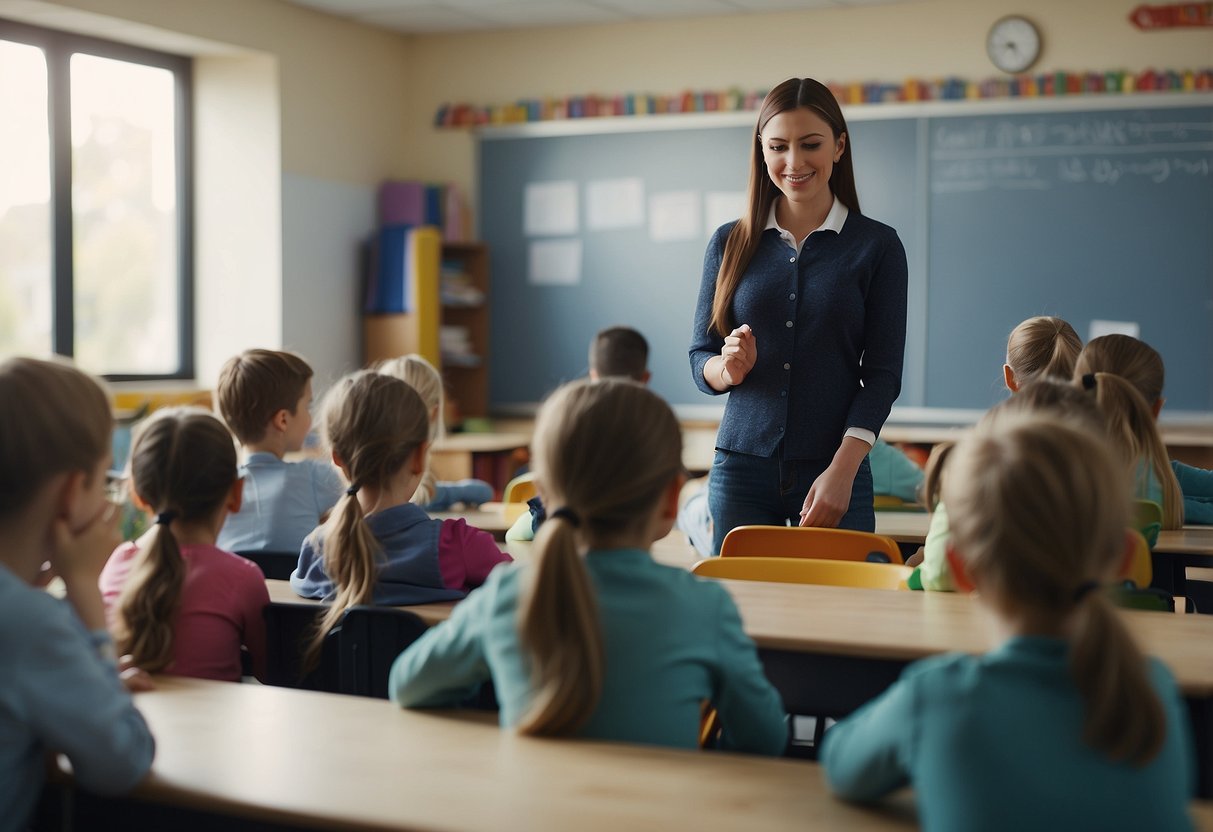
left=291, top=371, right=509, bottom=662
left=101, top=408, right=269, bottom=681
left=1075, top=334, right=1207, bottom=525
left=1083, top=371, right=1184, bottom=530
left=389, top=379, right=788, bottom=754
left=216, top=349, right=345, bottom=555
left=0, top=358, right=154, bottom=826
left=1003, top=315, right=1082, bottom=392
left=507, top=325, right=653, bottom=543
left=376, top=354, right=493, bottom=511
left=912, top=316, right=1084, bottom=590
left=822, top=413, right=1195, bottom=829
left=913, top=378, right=1104, bottom=591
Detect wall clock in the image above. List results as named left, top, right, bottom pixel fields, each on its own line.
left=987, top=15, right=1042, bottom=74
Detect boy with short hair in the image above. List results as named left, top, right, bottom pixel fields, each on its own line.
left=507, top=326, right=652, bottom=542
left=216, top=349, right=344, bottom=555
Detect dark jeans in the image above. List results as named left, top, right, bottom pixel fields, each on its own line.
left=707, top=446, right=874, bottom=555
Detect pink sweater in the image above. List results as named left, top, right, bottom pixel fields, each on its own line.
left=100, top=542, right=269, bottom=682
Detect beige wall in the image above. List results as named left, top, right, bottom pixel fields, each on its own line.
left=398, top=0, right=1213, bottom=217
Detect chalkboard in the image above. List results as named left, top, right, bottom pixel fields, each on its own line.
left=478, top=99, right=1213, bottom=417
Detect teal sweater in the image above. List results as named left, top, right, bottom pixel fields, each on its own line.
left=822, top=637, right=1195, bottom=831
left=389, top=548, right=788, bottom=754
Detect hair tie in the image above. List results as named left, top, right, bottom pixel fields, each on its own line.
left=1072, top=580, right=1100, bottom=603
left=1081, top=373, right=1097, bottom=391
left=346, top=484, right=361, bottom=497
left=155, top=510, right=178, bottom=526
left=551, top=507, right=581, bottom=528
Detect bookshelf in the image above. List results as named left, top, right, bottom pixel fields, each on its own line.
left=439, top=242, right=489, bottom=419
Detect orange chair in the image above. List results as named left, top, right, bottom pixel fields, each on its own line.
left=719, top=525, right=904, bottom=564
left=1122, top=527, right=1152, bottom=589
left=692, top=556, right=911, bottom=590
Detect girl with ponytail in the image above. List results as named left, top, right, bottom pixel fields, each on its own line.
left=291, top=370, right=508, bottom=668
left=389, top=378, right=787, bottom=753
left=823, top=412, right=1194, bottom=828
left=100, top=407, right=269, bottom=681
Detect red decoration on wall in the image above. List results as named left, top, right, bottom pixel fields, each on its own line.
left=1129, top=3, right=1213, bottom=29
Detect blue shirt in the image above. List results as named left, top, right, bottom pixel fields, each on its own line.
left=689, top=210, right=907, bottom=460
left=821, top=636, right=1195, bottom=831
left=1174, top=460, right=1213, bottom=525
left=218, top=453, right=345, bottom=555
left=389, top=548, right=788, bottom=754
left=0, top=564, right=154, bottom=829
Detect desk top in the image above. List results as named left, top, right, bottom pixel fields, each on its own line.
left=432, top=432, right=531, bottom=453
left=121, top=677, right=917, bottom=832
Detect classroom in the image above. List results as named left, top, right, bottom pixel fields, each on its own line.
left=2, top=0, right=1213, bottom=829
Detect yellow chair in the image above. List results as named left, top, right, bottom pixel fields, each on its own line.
left=719, top=525, right=904, bottom=564
left=692, top=556, right=911, bottom=590
left=502, top=473, right=537, bottom=505
left=1122, top=527, right=1152, bottom=589
left=1133, top=499, right=1163, bottom=549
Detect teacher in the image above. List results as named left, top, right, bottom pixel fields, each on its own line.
left=689, top=77, right=907, bottom=554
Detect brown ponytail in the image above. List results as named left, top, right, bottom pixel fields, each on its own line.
left=518, top=379, right=683, bottom=736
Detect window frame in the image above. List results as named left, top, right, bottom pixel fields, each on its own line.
left=0, top=17, right=194, bottom=381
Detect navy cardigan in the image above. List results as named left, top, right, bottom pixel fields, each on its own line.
left=689, top=212, right=907, bottom=461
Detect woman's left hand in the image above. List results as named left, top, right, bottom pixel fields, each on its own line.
left=799, top=463, right=857, bottom=528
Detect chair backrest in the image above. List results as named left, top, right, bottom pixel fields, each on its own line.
left=262, top=603, right=340, bottom=692
left=1132, top=500, right=1163, bottom=549
left=719, top=525, right=904, bottom=564
left=692, top=557, right=911, bottom=590
left=338, top=605, right=430, bottom=699
left=502, top=472, right=537, bottom=504
left=1122, top=527, right=1152, bottom=589
left=236, top=550, right=299, bottom=581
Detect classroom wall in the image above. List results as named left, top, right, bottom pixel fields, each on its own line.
left=398, top=0, right=1213, bottom=221
left=0, top=0, right=412, bottom=387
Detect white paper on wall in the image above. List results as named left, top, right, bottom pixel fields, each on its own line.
left=1089, top=319, right=1140, bottom=340
left=528, top=239, right=583, bottom=286
left=586, top=178, right=645, bottom=231
left=524, top=181, right=579, bottom=236
left=704, top=191, right=746, bottom=237
left=649, top=191, right=701, bottom=242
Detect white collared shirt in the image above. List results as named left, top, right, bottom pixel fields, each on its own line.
left=766, top=196, right=874, bottom=450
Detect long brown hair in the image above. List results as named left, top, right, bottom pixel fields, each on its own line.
left=944, top=412, right=1166, bottom=765
left=1075, top=334, right=1166, bottom=406
left=117, top=407, right=239, bottom=673
left=304, top=370, right=429, bottom=668
left=519, top=379, right=683, bottom=737
left=710, top=78, right=860, bottom=337
left=0, top=357, right=112, bottom=521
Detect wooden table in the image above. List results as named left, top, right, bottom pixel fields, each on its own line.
left=54, top=676, right=920, bottom=831
left=430, top=432, right=532, bottom=498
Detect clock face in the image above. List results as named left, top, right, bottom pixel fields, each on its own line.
left=987, top=15, right=1042, bottom=74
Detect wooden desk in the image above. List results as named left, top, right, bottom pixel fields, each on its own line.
left=432, top=503, right=514, bottom=540
left=430, top=432, right=531, bottom=498
left=59, top=676, right=919, bottom=832
left=265, top=579, right=457, bottom=627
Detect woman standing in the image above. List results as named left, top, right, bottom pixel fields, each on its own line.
left=689, top=78, right=907, bottom=554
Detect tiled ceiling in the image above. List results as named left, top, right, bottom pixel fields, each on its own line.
left=284, top=0, right=909, bottom=34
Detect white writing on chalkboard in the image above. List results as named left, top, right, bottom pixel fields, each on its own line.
left=931, top=115, right=1213, bottom=192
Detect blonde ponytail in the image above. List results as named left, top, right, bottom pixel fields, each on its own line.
left=376, top=355, right=445, bottom=508
left=518, top=513, right=603, bottom=736
left=943, top=412, right=1166, bottom=766
left=1006, top=316, right=1082, bottom=385
left=518, top=379, right=683, bottom=736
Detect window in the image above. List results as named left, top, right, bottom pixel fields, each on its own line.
left=0, top=19, right=192, bottom=379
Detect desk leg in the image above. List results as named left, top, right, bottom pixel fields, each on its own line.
left=1190, top=697, right=1213, bottom=800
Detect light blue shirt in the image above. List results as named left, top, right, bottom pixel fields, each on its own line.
left=0, top=564, right=154, bottom=829
left=218, top=453, right=345, bottom=555
left=389, top=548, right=788, bottom=754
left=821, top=636, right=1195, bottom=831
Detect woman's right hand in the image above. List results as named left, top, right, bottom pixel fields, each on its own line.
left=721, top=324, right=757, bottom=386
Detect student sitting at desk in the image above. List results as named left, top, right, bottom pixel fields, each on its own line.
left=216, top=349, right=345, bottom=556
left=390, top=379, right=788, bottom=754
left=822, top=412, right=1195, bottom=830
left=506, top=325, right=652, bottom=542
left=291, top=371, right=509, bottom=669
left=0, top=358, right=154, bottom=828
left=101, top=408, right=269, bottom=682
